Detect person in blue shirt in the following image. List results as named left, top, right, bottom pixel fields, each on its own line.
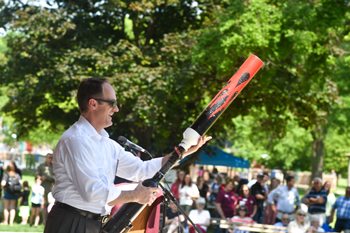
left=329, top=186, right=350, bottom=233
left=273, top=213, right=290, bottom=232
left=302, top=177, right=328, bottom=226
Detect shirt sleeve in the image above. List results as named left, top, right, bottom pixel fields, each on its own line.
left=267, top=186, right=278, bottom=204
left=294, top=188, right=301, bottom=206
left=63, top=136, right=162, bottom=214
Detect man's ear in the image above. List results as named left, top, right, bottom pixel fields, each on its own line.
left=88, top=98, right=98, bottom=110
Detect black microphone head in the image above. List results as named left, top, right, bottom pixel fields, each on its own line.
left=118, top=136, right=127, bottom=145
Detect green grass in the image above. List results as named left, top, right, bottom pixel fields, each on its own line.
left=1, top=170, right=44, bottom=232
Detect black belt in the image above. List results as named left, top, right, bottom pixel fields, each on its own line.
left=55, top=202, right=110, bottom=223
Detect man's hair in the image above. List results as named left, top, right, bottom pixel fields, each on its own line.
left=286, top=176, right=294, bottom=182
left=77, top=78, right=108, bottom=113
left=313, top=177, right=322, bottom=183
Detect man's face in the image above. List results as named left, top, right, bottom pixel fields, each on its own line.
left=346, top=188, right=350, bottom=198
left=313, top=179, right=322, bottom=192
left=46, top=154, right=53, bottom=164
left=94, top=83, right=119, bottom=131
left=281, top=214, right=290, bottom=226
left=287, top=179, right=295, bottom=187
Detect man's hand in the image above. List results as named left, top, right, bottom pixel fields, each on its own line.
left=133, top=181, right=159, bottom=206
left=271, top=204, right=277, bottom=212
left=328, top=215, right=333, bottom=223
left=41, top=176, right=46, bottom=181
left=183, top=135, right=212, bottom=158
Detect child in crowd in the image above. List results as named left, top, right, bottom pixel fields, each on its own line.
left=47, top=184, right=55, bottom=213
left=29, top=175, right=45, bottom=228
left=18, top=181, right=30, bottom=225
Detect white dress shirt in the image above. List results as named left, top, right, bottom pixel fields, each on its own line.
left=268, top=185, right=300, bottom=213
left=52, top=116, right=162, bottom=215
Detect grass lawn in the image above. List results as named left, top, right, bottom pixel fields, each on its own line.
left=1, top=169, right=44, bottom=232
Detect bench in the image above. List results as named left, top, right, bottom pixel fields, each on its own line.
left=210, top=218, right=338, bottom=233
left=210, top=218, right=287, bottom=232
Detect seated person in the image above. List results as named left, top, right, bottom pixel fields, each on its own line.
left=308, top=217, right=325, bottom=232
left=229, top=205, right=254, bottom=233
left=188, top=197, right=211, bottom=233
left=273, top=213, right=290, bottom=232
left=287, top=209, right=310, bottom=233
left=164, top=201, right=185, bottom=233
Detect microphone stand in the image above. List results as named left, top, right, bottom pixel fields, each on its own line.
left=117, top=139, right=202, bottom=233
left=159, top=183, right=202, bottom=233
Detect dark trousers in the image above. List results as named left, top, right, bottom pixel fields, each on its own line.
left=334, top=219, right=350, bottom=232
left=44, top=205, right=102, bottom=233
left=253, top=209, right=264, bottom=224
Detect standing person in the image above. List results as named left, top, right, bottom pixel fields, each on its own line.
left=29, top=175, right=45, bottom=228
left=188, top=197, right=211, bottom=233
left=233, top=175, right=248, bottom=196
left=236, top=184, right=257, bottom=218
left=209, top=175, right=223, bottom=206
left=287, top=209, right=310, bottom=233
left=215, top=179, right=237, bottom=233
left=268, top=176, right=300, bottom=223
left=329, top=186, right=350, bottom=233
left=264, top=177, right=279, bottom=224
left=196, top=176, right=210, bottom=205
left=0, top=163, right=22, bottom=226
left=44, top=78, right=211, bottom=233
left=303, top=177, right=328, bottom=226
left=171, top=170, right=185, bottom=200
left=179, top=174, right=200, bottom=214
left=322, top=181, right=335, bottom=224
left=250, top=173, right=267, bottom=224
left=18, top=181, right=30, bottom=225
left=36, top=153, right=55, bottom=224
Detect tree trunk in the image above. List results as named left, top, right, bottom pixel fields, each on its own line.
left=310, top=124, right=327, bottom=182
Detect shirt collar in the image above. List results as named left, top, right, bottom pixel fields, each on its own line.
left=78, top=115, right=109, bottom=140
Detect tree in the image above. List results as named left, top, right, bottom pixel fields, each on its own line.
left=192, top=0, right=349, bottom=178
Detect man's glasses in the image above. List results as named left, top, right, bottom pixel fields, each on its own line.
left=93, top=98, right=118, bottom=108
left=282, top=218, right=290, bottom=221
left=298, top=214, right=305, bottom=216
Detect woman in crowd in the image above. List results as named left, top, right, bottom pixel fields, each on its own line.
left=197, top=176, right=210, bottom=206
left=236, top=184, right=257, bottom=218
left=1, top=163, right=22, bottom=226
left=171, top=170, right=185, bottom=200
left=188, top=197, right=211, bottom=233
left=229, top=205, right=255, bottom=233
left=264, top=177, right=279, bottom=225
left=9, top=161, right=22, bottom=178
left=323, top=180, right=335, bottom=224
left=179, top=174, right=200, bottom=214
left=215, top=179, right=237, bottom=233
left=209, top=174, right=223, bottom=206
left=287, top=209, right=310, bottom=233
left=29, top=175, right=45, bottom=227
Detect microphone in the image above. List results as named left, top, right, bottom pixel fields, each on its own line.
left=118, top=136, right=146, bottom=152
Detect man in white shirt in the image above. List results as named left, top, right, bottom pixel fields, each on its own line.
left=44, top=78, right=211, bottom=233
left=267, top=176, right=300, bottom=222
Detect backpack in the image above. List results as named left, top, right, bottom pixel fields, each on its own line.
left=6, top=174, right=22, bottom=195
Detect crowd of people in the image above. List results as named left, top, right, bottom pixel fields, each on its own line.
left=0, top=153, right=55, bottom=227
left=165, top=170, right=350, bottom=233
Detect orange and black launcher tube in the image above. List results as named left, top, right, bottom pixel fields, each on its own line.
left=100, top=54, right=263, bottom=233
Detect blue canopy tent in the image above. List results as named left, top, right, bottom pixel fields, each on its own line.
left=182, top=146, right=250, bottom=168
